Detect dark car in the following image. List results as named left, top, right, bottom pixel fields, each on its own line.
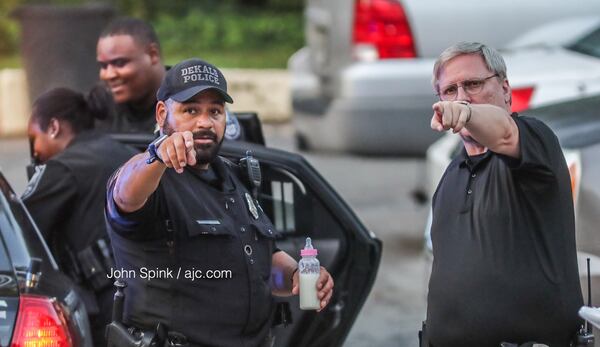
left=0, top=171, right=92, bottom=347
left=23, top=112, right=382, bottom=347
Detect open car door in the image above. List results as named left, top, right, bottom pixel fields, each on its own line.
left=219, top=140, right=381, bottom=347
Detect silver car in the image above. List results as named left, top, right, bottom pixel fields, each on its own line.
left=290, top=0, right=600, bottom=155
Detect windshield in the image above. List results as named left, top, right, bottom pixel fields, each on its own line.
left=522, top=94, right=600, bottom=149
left=0, top=185, right=30, bottom=272
left=568, top=27, right=600, bottom=58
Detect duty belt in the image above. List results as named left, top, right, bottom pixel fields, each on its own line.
left=106, top=321, right=197, bottom=347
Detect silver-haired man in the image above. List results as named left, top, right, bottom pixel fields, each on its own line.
left=424, top=41, right=583, bottom=347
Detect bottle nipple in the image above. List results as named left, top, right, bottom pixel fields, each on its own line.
left=305, top=237, right=313, bottom=249
left=301, top=237, right=318, bottom=256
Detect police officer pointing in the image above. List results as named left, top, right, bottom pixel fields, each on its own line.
left=105, top=58, right=334, bottom=347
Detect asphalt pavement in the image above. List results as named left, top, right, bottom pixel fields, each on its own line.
left=0, top=123, right=430, bottom=347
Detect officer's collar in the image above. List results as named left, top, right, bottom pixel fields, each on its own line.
left=67, top=129, right=102, bottom=148
left=188, top=156, right=235, bottom=191
left=211, top=156, right=236, bottom=191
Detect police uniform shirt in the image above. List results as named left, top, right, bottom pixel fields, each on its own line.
left=22, top=130, right=136, bottom=346
left=22, top=130, right=135, bottom=256
left=95, top=101, right=158, bottom=134
left=106, top=156, right=279, bottom=347
left=426, top=115, right=583, bottom=347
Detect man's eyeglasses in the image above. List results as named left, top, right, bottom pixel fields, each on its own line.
left=437, top=74, right=499, bottom=101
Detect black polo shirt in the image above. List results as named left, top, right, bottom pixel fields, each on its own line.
left=106, top=156, right=279, bottom=347
left=427, top=115, right=583, bottom=347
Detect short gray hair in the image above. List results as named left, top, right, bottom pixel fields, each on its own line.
left=432, top=42, right=507, bottom=93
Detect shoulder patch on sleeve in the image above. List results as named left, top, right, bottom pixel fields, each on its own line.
left=225, top=109, right=242, bottom=140
left=21, top=164, right=47, bottom=200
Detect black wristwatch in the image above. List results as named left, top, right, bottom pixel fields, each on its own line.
left=146, top=134, right=169, bottom=164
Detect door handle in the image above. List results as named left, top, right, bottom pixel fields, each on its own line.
left=329, top=299, right=345, bottom=329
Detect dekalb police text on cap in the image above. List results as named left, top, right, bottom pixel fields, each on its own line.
left=181, top=65, right=220, bottom=85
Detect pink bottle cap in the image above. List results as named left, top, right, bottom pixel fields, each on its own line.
left=300, top=237, right=318, bottom=256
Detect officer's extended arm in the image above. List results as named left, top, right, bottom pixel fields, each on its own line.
left=113, top=131, right=197, bottom=213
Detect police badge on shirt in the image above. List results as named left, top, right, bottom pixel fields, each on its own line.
left=245, top=193, right=259, bottom=219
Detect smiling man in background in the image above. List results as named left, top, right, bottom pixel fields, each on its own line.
left=96, top=17, right=166, bottom=133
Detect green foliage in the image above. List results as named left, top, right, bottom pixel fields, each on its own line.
left=152, top=6, right=303, bottom=68
left=0, top=0, right=20, bottom=55
left=0, top=1, right=304, bottom=68
left=0, top=21, right=17, bottom=55
left=112, top=0, right=303, bottom=18
left=165, top=47, right=300, bottom=69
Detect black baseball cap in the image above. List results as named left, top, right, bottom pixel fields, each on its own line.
left=156, top=58, right=233, bottom=103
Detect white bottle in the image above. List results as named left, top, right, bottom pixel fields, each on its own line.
left=299, top=237, right=321, bottom=310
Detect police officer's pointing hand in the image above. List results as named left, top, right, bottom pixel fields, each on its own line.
left=157, top=131, right=197, bottom=173
left=291, top=266, right=334, bottom=312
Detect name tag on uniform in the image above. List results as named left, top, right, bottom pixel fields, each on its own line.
left=196, top=220, right=221, bottom=225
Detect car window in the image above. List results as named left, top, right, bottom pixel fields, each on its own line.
left=0, top=186, right=30, bottom=271
left=227, top=159, right=345, bottom=269
left=0, top=232, right=12, bottom=272
left=0, top=174, right=57, bottom=272
left=0, top=187, right=13, bottom=273
left=568, top=27, right=600, bottom=58
left=265, top=168, right=301, bottom=234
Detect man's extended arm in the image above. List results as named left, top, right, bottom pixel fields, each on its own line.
left=431, top=102, right=520, bottom=158
left=113, top=131, right=196, bottom=212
